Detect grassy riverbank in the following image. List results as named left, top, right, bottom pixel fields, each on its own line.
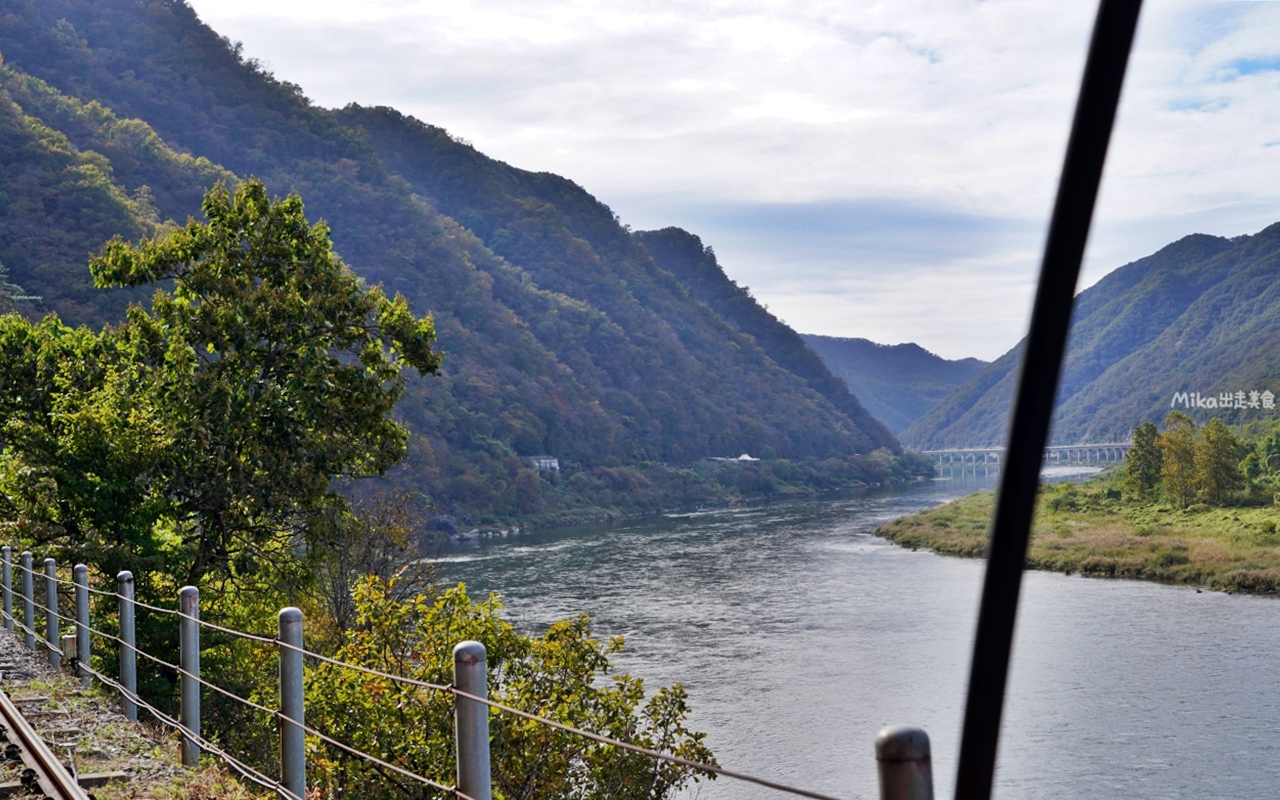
left=875, top=479, right=1280, bottom=594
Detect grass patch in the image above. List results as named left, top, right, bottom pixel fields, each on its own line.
left=875, top=481, right=1280, bottom=594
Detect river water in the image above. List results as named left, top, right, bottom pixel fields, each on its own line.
left=432, top=473, right=1280, bottom=799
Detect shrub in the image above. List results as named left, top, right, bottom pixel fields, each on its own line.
left=306, top=575, right=717, bottom=800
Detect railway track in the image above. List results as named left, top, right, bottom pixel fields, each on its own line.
left=0, top=671, right=91, bottom=800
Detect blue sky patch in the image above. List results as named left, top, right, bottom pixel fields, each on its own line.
left=1166, top=96, right=1231, bottom=112
left=1227, top=56, right=1280, bottom=76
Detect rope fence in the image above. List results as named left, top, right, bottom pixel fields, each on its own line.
left=12, top=567, right=476, bottom=799
left=0, top=548, right=916, bottom=800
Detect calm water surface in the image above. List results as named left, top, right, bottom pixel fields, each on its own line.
left=433, top=474, right=1280, bottom=799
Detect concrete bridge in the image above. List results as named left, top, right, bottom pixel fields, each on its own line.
left=921, top=443, right=1130, bottom=465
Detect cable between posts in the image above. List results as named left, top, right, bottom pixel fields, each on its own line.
left=5, top=557, right=846, bottom=800
left=105, top=631, right=471, bottom=799
left=75, top=661, right=304, bottom=800
left=65, top=616, right=475, bottom=800
left=12, top=559, right=75, bottom=587
left=447, top=686, right=844, bottom=800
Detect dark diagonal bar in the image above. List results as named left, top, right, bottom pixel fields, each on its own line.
left=953, top=1, right=1145, bottom=798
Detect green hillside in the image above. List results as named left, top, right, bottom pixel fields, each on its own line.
left=800, top=335, right=987, bottom=434
left=902, top=229, right=1280, bottom=448
left=632, top=227, right=892, bottom=442
left=0, top=0, right=920, bottom=525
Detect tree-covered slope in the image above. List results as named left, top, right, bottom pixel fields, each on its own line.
left=0, top=0, right=915, bottom=522
left=800, top=335, right=987, bottom=435
left=901, top=230, right=1280, bottom=448
left=0, top=63, right=162, bottom=325
left=632, top=227, right=894, bottom=445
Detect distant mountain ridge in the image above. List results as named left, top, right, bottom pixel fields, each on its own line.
left=801, top=336, right=988, bottom=435
left=0, top=0, right=913, bottom=521
left=902, top=227, right=1280, bottom=448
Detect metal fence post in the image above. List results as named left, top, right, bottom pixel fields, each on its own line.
left=179, top=586, right=200, bottom=767
left=278, top=607, right=305, bottom=800
left=2, top=546, right=11, bottom=633
left=117, top=570, right=137, bottom=721
left=73, top=565, right=90, bottom=686
left=876, top=726, right=933, bottom=800
left=453, top=640, right=492, bottom=800
left=43, top=558, right=59, bottom=669
left=20, top=552, right=33, bottom=650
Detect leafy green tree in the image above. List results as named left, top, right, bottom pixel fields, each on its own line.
left=86, top=180, right=441, bottom=582
left=0, top=313, right=167, bottom=572
left=1125, top=422, right=1163, bottom=497
left=305, top=575, right=716, bottom=800
left=1195, top=418, right=1243, bottom=506
left=1159, top=411, right=1197, bottom=508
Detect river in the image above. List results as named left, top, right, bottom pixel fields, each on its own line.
left=431, top=473, right=1280, bottom=799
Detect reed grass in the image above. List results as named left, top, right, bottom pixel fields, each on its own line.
left=876, top=480, right=1280, bottom=594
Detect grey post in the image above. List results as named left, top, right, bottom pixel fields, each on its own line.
left=453, top=640, right=492, bottom=800
left=876, top=726, right=933, bottom=800
left=278, top=607, right=306, bottom=800
left=179, top=586, right=201, bottom=767
left=20, top=552, right=33, bottom=649
left=117, top=571, right=137, bottom=721
left=2, top=546, right=11, bottom=633
left=73, top=565, right=90, bottom=686
left=44, top=558, right=59, bottom=669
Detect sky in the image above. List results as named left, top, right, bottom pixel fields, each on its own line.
left=184, top=0, right=1280, bottom=361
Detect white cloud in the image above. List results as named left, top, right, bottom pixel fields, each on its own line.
left=186, top=0, right=1280, bottom=360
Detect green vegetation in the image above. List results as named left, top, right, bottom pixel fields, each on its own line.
left=0, top=259, right=36, bottom=310
left=307, top=576, right=714, bottom=800
left=1, top=181, right=440, bottom=584
left=879, top=414, right=1280, bottom=594
left=0, top=0, right=927, bottom=528
left=800, top=333, right=987, bottom=435
left=904, top=229, right=1280, bottom=448
left=634, top=228, right=893, bottom=442
left=0, top=182, right=715, bottom=797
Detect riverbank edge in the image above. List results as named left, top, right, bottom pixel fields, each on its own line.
left=425, top=473, right=936, bottom=546
left=874, top=489, right=1280, bottom=596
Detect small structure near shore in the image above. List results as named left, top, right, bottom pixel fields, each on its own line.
left=527, top=455, right=560, bottom=473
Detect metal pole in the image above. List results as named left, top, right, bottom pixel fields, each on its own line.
left=117, top=571, right=137, bottom=721
left=1, top=546, right=11, bottom=633
left=43, top=558, right=59, bottom=669
left=20, top=552, right=33, bottom=650
left=73, top=565, right=90, bottom=686
left=179, top=586, right=200, bottom=767
left=953, top=0, right=1144, bottom=798
left=278, top=607, right=306, bottom=800
left=877, top=726, right=933, bottom=800
left=453, top=640, right=492, bottom=800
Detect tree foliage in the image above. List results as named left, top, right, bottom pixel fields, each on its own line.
left=1, top=180, right=440, bottom=589
left=1158, top=411, right=1198, bottom=508
left=86, top=179, right=440, bottom=580
left=1124, top=422, right=1162, bottom=497
left=1195, top=418, right=1243, bottom=505
left=306, top=576, right=716, bottom=800
left=1128, top=413, right=1250, bottom=508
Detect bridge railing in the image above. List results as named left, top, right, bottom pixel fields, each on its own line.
left=921, top=443, right=1131, bottom=466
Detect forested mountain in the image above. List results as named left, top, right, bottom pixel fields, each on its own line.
left=0, top=0, right=918, bottom=523
left=902, top=229, right=1280, bottom=448
left=632, top=227, right=891, bottom=441
left=800, top=336, right=987, bottom=435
